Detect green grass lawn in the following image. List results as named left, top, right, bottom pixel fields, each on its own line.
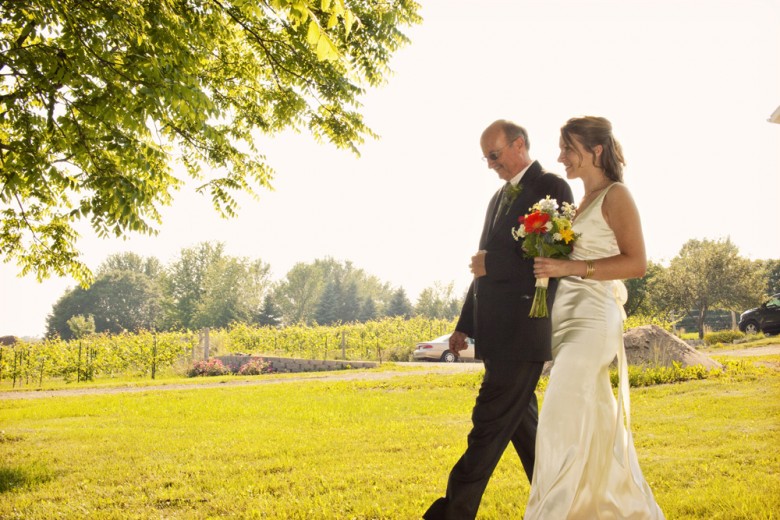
left=1, top=358, right=779, bottom=519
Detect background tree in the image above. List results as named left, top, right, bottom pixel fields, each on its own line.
left=274, top=261, right=327, bottom=325
left=163, top=242, right=271, bottom=329
left=255, top=293, right=282, bottom=327
left=96, top=252, right=164, bottom=280
left=47, top=270, right=162, bottom=339
left=66, top=314, right=95, bottom=340
left=386, top=287, right=413, bottom=318
left=275, top=257, right=392, bottom=324
left=652, top=238, right=765, bottom=338
left=341, top=281, right=361, bottom=322
left=314, top=279, right=342, bottom=325
left=163, top=242, right=226, bottom=329
left=191, top=256, right=271, bottom=329
left=754, top=258, right=780, bottom=296
left=414, top=281, right=460, bottom=319
left=358, top=296, right=378, bottom=322
left=0, top=0, right=421, bottom=282
left=624, top=260, right=664, bottom=317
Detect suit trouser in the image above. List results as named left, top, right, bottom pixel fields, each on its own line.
left=423, top=359, right=544, bottom=520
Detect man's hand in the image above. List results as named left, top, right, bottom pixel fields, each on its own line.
left=470, top=250, right=487, bottom=278
left=449, top=331, right=468, bottom=358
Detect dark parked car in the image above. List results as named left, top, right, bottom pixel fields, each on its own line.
left=738, top=293, right=780, bottom=335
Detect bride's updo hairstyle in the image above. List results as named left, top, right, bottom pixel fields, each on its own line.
left=561, top=116, right=625, bottom=183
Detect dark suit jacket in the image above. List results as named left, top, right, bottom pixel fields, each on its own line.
left=455, top=161, right=574, bottom=362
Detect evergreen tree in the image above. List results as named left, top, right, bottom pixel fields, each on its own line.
left=359, top=297, right=378, bottom=322
left=341, top=281, right=361, bottom=323
left=315, top=280, right=341, bottom=325
left=256, top=294, right=282, bottom=328
left=386, top=287, right=413, bottom=318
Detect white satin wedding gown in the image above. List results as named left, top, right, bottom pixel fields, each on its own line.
left=524, top=184, right=664, bottom=519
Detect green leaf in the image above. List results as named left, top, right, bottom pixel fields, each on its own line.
left=307, top=19, right=320, bottom=46
left=0, top=0, right=421, bottom=283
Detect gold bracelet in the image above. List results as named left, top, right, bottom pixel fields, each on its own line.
left=582, top=260, right=595, bottom=279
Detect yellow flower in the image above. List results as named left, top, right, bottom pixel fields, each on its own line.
left=559, top=227, right=574, bottom=244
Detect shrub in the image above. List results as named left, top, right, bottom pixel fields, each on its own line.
left=608, top=362, right=717, bottom=388
left=187, top=358, right=230, bottom=377
left=623, top=314, right=674, bottom=331
left=237, top=358, right=274, bottom=375
left=384, top=344, right=414, bottom=362
left=704, top=329, right=745, bottom=346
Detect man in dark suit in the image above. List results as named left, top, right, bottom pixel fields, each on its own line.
left=423, top=120, right=573, bottom=520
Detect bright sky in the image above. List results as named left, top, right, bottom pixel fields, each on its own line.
left=2, top=0, right=779, bottom=338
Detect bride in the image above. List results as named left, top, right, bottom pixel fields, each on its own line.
left=525, top=116, right=665, bottom=519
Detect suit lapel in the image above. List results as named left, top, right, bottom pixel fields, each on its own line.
left=481, top=188, right=504, bottom=248
left=486, top=161, right=543, bottom=242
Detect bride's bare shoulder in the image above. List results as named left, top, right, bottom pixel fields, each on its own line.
left=604, top=182, right=635, bottom=205
left=602, top=183, right=640, bottom=220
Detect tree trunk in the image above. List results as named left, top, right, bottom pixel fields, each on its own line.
left=697, top=305, right=708, bottom=339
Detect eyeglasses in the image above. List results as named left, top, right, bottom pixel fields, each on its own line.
left=482, top=137, right=518, bottom=162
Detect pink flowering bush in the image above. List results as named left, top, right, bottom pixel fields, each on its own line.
left=187, top=358, right=230, bottom=377
left=238, top=358, right=275, bottom=375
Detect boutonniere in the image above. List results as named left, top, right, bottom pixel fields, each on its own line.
left=501, top=183, right=523, bottom=215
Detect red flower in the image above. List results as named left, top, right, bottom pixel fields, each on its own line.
left=523, top=211, right=550, bottom=234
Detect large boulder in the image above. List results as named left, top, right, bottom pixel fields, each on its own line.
left=622, top=325, right=722, bottom=370
left=542, top=324, right=722, bottom=375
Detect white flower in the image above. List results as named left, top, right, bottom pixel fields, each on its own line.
left=561, top=201, right=577, bottom=220
left=553, top=232, right=563, bottom=241
left=512, top=226, right=527, bottom=239
left=537, top=196, right=558, bottom=213
left=544, top=221, right=553, bottom=232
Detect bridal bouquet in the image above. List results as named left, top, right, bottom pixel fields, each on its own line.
left=512, top=196, right=579, bottom=318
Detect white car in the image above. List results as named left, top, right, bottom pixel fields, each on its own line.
left=412, top=333, right=475, bottom=362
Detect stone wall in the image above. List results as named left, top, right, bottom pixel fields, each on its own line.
left=216, top=355, right=377, bottom=374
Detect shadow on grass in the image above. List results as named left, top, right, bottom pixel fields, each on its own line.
left=0, top=464, right=53, bottom=493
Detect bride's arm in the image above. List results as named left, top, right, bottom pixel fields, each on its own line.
left=597, top=183, right=647, bottom=280
left=533, top=184, right=646, bottom=281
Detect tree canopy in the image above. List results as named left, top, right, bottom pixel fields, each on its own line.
left=0, top=0, right=421, bottom=282
left=651, top=238, right=765, bottom=338
left=45, top=247, right=428, bottom=336
left=274, top=257, right=392, bottom=325
left=414, top=281, right=460, bottom=319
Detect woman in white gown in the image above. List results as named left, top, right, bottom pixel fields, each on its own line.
left=524, top=116, right=665, bottom=519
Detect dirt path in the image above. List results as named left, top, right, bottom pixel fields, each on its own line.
left=0, top=362, right=484, bottom=401
left=3, top=344, right=777, bottom=401
left=706, top=344, right=780, bottom=357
